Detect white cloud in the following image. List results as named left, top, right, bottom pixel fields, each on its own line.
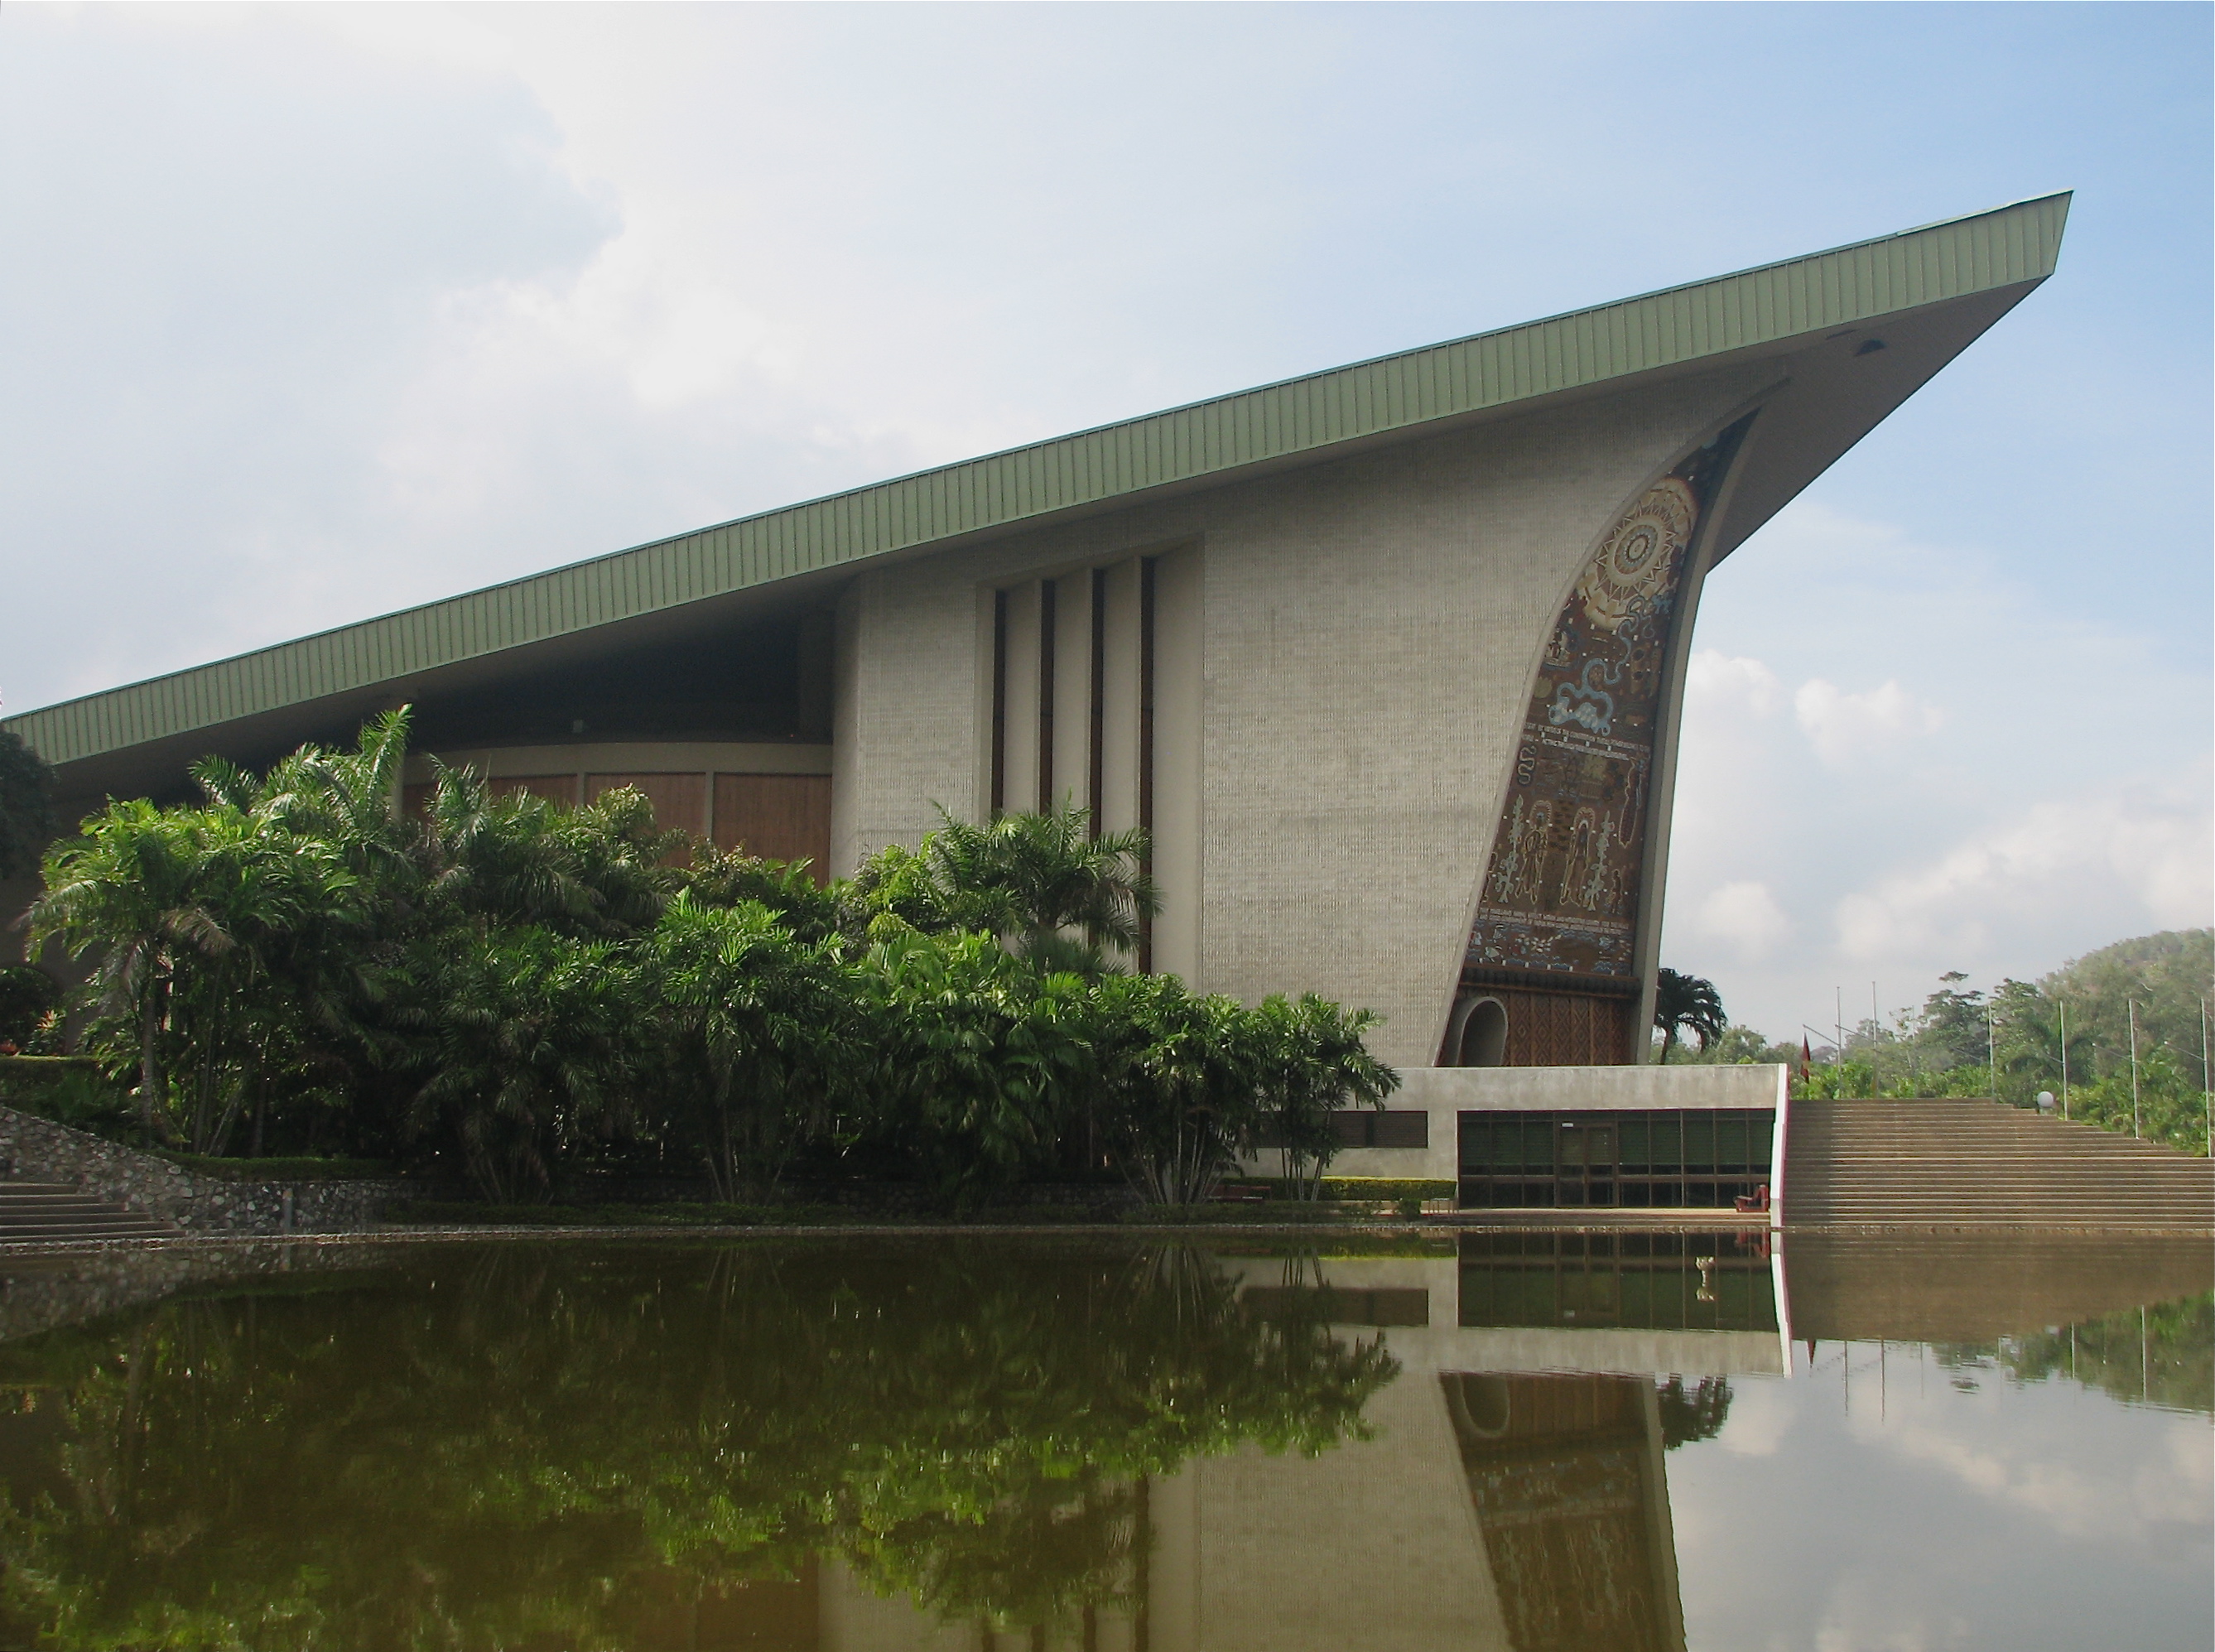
left=1832, top=778, right=2214, bottom=964
left=1664, top=503, right=2209, bottom=1036
left=1686, top=649, right=1784, bottom=718
left=1794, top=677, right=1945, bottom=768
left=1861, top=1404, right=2213, bottom=1544
left=1715, top=1379, right=1793, bottom=1457
left=1697, top=880, right=1794, bottom=960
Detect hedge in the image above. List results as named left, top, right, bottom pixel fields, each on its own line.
left=1220, top=1178, right=1456, bottom=1202
left=0, top=1055, right=104, bottom=1075
left=388, top=1200, right=845, bottom=1228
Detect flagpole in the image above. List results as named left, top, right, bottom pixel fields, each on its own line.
left=2128, top=998, right=2141, bottom=1140
left=2200, top=996, right=2209, bottom=1158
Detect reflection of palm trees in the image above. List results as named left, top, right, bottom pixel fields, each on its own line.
left=0, top=1240, right=1399, bottom=1646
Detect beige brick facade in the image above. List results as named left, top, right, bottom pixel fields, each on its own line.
left=831, top=364, right=1772, bottom=1068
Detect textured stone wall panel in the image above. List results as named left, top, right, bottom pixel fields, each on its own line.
left=0, top=1107, right=412, bottom=1234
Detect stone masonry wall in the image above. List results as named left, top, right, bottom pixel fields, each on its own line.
left=0, top=1240, right=391, bottom=1344
left=0, top=1106, right=413, bottom=1234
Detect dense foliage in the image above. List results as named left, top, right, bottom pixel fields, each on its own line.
left=1661, top=935, right=2213, bottom=1154
left=1934, top=1293, right=2214, bottom=1416
left=21, top=712, right=1398, bottom=1203
left=0, top=727, right=55, bottom=882
left=0, top=1240, right=1401, bottom=1647
left=0, top=964, right=57, bottom=1048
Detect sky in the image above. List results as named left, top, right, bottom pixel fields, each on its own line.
left=1, top=2, right=2208, bottom=1043
left=1670, top=1346, right=2212, bottom=1649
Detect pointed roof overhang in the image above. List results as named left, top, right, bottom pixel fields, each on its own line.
left=7, top=193, right=2070, bottom=789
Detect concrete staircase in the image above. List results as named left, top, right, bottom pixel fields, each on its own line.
left=0, top=1181, right=176, bottom=1242
left=1784, top=1099, right=2215, bottom=1230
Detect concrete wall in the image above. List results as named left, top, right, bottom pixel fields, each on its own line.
left=1294, top=1063, right=1789, bottom=1183
left=831, top=365, right=1772, bottom=1067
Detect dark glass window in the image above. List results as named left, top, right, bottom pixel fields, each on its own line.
left=1456, top=1110, right=1774, bottom=1208
left=1330, top=1109, right=1429, bottom=1149
left=1457, top=1230, right=1779, bottom=1332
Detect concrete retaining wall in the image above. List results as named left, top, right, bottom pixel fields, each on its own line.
left=0, top=1106, right=413, bottom=1234
left=1270, top=1063, right=1791, bottom=1183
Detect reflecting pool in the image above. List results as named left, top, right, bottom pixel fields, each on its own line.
left=0, top=1231, right=2204, bottom=1650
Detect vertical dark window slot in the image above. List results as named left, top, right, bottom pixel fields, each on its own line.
left=1038, top=579, right=1057, bottom=812
left=1088, top=566, right=1107, bottom=837
left=990, top=589, right=1009, bottom=817
left=1138, top=556, right=1157, bottom=972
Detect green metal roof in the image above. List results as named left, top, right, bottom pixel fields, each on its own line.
left=10, top=194, right=2069, bottom=771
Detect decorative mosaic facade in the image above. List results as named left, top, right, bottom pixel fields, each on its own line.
left=1466, top=417, right=1751, bottom=981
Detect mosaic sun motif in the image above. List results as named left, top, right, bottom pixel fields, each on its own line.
left=1465, top=420, right=1750, bottom=979
left=1576, top=476, right=1698, bottom=633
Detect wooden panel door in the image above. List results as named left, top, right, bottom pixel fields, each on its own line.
left=713, top=774, right=833, bottom=884
left=489, top=773, right=580, bottom=807
left=585, top=773, right=708, bottom=839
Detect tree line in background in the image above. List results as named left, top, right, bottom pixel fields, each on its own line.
left=3, top=713, right=1395, bottom=1206
left=1659, top=930, right=2213, bottom=1155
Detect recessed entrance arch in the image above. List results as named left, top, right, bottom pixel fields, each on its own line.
left=1445, top=995, right=1510, bottom=1067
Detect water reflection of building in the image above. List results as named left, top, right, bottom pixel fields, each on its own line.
left=1442, top=1374, right=1683, bottom=1652
left=699, top=1242, right=1767, bottom=1652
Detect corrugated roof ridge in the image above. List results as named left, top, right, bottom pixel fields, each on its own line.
left=7, top=195, right=2070, bottom=760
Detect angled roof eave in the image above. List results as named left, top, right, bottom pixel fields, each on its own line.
left=7, top=192, right=2070, bottom=772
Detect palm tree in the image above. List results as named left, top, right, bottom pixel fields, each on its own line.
left=1088, top=975, right=1261, bottom=1206
left=648, top=893, right=857, bottom=1199
left=1653, top=968, right=1725, bottom=1062
left=864, top=922, right=1093, bottom=1206
left=29, top=796, right=362, bottom=1149
left=29, top=802, right=244, bottom=1131
left=1250, top=993, right=1399, bottom=1198
left=406, top=927, right=637, bottom=1201
left=925, top=802, right=1160, bottom=970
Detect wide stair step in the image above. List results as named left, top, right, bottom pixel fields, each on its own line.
left=0, top=1181, right=176, bottom=1241
left=1784, top=1099, right=2215, bottom=1228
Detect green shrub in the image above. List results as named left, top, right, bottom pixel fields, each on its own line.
left=0, top=1060, right=149, bottom=1143
left=384, top=1200, right=845, bottom=1228
left=1117, top=1203, right=1354, bottom=1226
left=0, top=1054, right=108, bottom=1081
left=1219, top=1177, right=1454, bottom=1203
left=0, top=967, right=58, bottom=1046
